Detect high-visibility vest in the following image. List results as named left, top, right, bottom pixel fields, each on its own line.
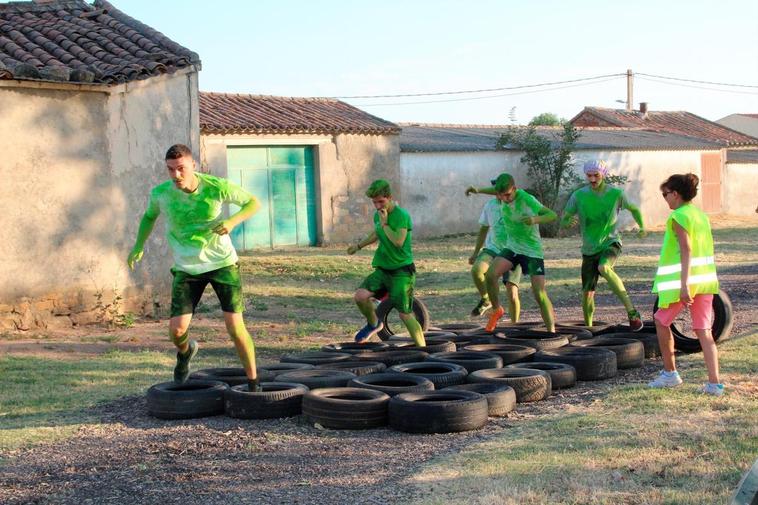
left=652, top=203, right=719, bottom=308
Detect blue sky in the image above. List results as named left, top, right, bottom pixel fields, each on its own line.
left=110, top=0, right=758, bottom=125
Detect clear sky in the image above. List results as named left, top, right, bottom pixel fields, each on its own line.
left=110, top=0, right=758, bottom=125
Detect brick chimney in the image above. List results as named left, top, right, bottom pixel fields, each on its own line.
left=639, top=102, right=648, bottom=113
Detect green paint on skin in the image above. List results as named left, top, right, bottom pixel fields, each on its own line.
left=401, top=315, right=426, bottom=347
left=372, top=205, right=413, bottom=270
left=563, top=182, right=635, bottom=256
left=227, top=320, right=257, bottom=380
left=599, top=263, right=636, bottom=313
left=143, top=173, right=253, bottom=275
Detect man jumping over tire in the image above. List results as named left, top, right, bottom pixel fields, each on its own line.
left=559, top=159, right=646, bottom=330
left=468, top=173, right=558, bottom=332
left=465, top=181, right=522, bottom=321
left=347, top=179, right=426, bottom=347
left=127, top=144, right=263, bottom=391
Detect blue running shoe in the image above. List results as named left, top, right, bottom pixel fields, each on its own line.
left=354, top=322, right=384, bottom=343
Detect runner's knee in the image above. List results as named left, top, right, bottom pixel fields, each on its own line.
left=354, top=290, right=372, bottom=304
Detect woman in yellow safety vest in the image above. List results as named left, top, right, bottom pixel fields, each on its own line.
left=648, top=173, right=723, bottom=396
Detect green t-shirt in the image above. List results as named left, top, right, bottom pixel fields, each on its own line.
left=564, top=184, right=633, bottom=255
left=500, top=189, right=546, bottom=259
left=372, top=205, right=413, bottom=270
left=146, top=173, right=253, bottom=275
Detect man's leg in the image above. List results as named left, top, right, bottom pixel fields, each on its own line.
left=505, top=282, right=520, bottom=323
left=399, top=312, right=426, bottom=347
left=597, top=246, right=642, bottom=330
left=169, top=270, right=204, bottom=383
left=169, top=314, right=193, bottom=353
left=354, top=288, right=379, bottom=326
left=470, top=253, right=493, bottom=316
left=530, top=275, right=555, bottom=333
left=223, top=311, right=257, bottom=381
left=582, top=291, right=595, bottom=326
left=485, top=256, right=514, bottom=331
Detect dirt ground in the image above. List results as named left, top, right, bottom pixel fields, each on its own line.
left=1, top=217, right=756, bottom=505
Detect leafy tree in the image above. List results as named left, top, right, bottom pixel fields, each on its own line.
left=528, top=112, right=564, bottom=126
left=496, top=123, right=581, bottom=237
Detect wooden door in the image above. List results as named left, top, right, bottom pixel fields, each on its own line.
left=700, top=152, right=722, bottom=213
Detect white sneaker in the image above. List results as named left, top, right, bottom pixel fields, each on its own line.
left=700, top=383, right=724, bottom=396
left=648, top=370, right=683, bottom=388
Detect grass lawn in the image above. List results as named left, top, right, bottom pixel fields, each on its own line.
left=1, top=221, right=756, bottom=504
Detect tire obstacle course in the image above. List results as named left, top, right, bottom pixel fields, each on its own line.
left=147, top=291, right=734, bottom=433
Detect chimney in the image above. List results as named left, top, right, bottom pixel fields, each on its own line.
left=639, top=102, right=648, bottom=114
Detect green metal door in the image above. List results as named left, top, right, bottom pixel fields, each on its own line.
left=226, top=146, right=317, bottom=250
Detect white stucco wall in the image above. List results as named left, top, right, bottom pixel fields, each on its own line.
left=400, top=149, right=715, bottom=238
left=0, top=69, right=199, bottom=329
left=723, top=163, right=758, bottom=215
left=201, top=132, right=400, bottom=245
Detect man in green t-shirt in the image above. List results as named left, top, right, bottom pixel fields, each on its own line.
left=469, top=173, right=558, bottom=332
left=560, top=159, right=646, bottom=330
left=347, top=180, right=426, bottom=346
left=127, top=144, right=263, bottom=390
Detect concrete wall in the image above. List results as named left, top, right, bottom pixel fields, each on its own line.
left=0, top=70, right=199, bottom=330
left=200, top=132, right=400, bottom=245
left=399, top=149, right=713, bottom=237
left=723, top=163, right=758, bottom=215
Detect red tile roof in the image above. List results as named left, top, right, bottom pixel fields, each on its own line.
left=0, top=0, right=200, bottom=84
left=570, top=107, right=758, bottom=146
left=199, top=92, right=400, bottom=135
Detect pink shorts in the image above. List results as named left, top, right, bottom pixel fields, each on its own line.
left=654, top=294, right=714, bottom=330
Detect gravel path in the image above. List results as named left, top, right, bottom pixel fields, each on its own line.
left=1, top=263, right=755, bottom=505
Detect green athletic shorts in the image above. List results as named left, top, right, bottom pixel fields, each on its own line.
left=170, top=263, right=244, bottom=317
left=475, top=249, right=522, bottom=286
left=359, top=266, right=415, bottom=314
left=581, top=243, right=621, bottom=292
left=497, top=248, right=545, bottom=276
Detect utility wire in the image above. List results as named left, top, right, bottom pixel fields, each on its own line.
left=353, top=76, right=624, bottom=107
left=329, top=73, right=624, bottom=99
left=636, top=72, right=758, bottom=89
left=637, top=76, right=758, bottom=95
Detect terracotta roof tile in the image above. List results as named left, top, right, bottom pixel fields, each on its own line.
left=570, top=106, right=758, bottom=146
left=0, top=0, right=199, bottom=84
left=199, top=92, right=400, bottom=136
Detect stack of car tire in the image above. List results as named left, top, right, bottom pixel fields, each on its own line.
left=147, top=291, right=733, bottom=434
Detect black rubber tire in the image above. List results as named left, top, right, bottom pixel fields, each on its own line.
left=302, top=387, right=390, bottom=429
left=557, top=320, right=615, bottom=335
left=273, top=369, right=357, bottom=389
left=443, top=383, right=516, bottom=416
left=570, top=337, right=645, bottom=369
left=467, top=368, right=552, bottom=402
left=353, top=350, right=429, bottom=367
left=388, top=390, right=489, bottom=433
left=594, top=321, right=657, bottom=336
left=534, top=347, right=617, bottom=380
left=315, top=360, right=387, bottom=376
left=321, top=342, right=389, bottom=354
left=403, top=341, right=458, bottom=354
left=435, top=322, right=483, bottom=334
left=280, top=351, right=353, bottom=365
left=189, top=367, right=248, bottom=386
left=461, top=343, right=537, bottom=364
left=653, top=289, right=734, bottom=353
left=348, top=372, right=435, bottom=396
left=257, top=363, right=314, bottom=382
left=376, top=297, right=431, bottom=341
left=224, top=382, right=309, bottom=419
left=505, top=362, right=577, bottom=389
left=388, top=362, right=469, bottom=388
left=426, top=351, right=503, bottom=373
left=146, top=380, right=228, bottom=420
left=600, top=332, right=661, bottom=359
left=495, top=331, right=570, bottom=351
left=541, top=326, right=594, bottom=341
